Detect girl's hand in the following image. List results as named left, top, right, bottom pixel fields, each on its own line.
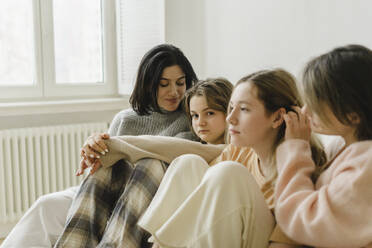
left=283, top=106, right=311, bottom=142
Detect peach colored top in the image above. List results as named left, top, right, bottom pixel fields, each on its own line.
left=213, top=144, right=296, bottom=245
left=275, top=139, right=372, bottom=248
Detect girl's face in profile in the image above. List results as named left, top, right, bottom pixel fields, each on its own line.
left=189, top=95, right=226, bottom=144
left=302, top=104, right=358, bottom=144
left=157, top=65, right=187, bottom=112
left=227, top=82, right=277, bottom=148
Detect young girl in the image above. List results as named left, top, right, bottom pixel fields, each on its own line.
left=274, top=44, right=372, bottom=247
left=184, top=78, right=233, bottom=144
left=55, top=78, right=233, bottom=247
left=97, top=69, right=325, bottom=247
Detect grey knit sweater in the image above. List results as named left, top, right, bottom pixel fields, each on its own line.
left=108, top=108, right=195, bottom=140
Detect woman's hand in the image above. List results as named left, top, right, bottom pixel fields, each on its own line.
left=82, top=133, right=110, bottom=158
left=283, top=106, right=311, bottom=142
left=76, top=133, right=110, bottom=176
left=76, top=152, right=102, bottom=176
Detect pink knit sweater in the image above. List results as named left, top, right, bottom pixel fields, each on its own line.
left=275, top=139, right=372, bottom=248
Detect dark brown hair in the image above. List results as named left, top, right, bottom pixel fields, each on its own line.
left=130, top=44, right=198, bottom=115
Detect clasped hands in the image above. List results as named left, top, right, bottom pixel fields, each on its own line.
left=76, top=133, right=110, bottom=176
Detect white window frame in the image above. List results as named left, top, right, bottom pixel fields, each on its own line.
left=0, top=0, right=117, bottom=101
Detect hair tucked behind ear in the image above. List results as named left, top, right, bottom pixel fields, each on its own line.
left=237, top=69, right=327, bottom=183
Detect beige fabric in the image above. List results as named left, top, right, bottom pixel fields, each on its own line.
left=139, top=154, right=275, bottom=248
left=100, top=137, right=295, bottom=246
left=212, top=145, right=296, bottom=245
left=100, top=135, right=225, bottom=167
left=323, top=135, right=345, bottom=161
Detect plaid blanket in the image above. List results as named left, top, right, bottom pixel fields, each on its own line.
left=54, top=158, right=168, bottom=248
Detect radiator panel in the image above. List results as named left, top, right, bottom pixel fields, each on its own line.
left=0, top=122, right=109, bottom=229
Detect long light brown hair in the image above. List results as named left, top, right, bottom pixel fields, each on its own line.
left=237, top=69, right=326, bottom=182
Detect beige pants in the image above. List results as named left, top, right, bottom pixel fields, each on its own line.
left=138, top=154, right=275, bottom=248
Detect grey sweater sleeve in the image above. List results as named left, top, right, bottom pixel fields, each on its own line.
left=107, top=108, right=193, bottom=138
left=107, top=109, right=133, bottom=136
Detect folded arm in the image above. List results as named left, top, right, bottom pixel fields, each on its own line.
left=275, top=139, right=372, bottom=247
left=99, top=135, right=225, bottom=168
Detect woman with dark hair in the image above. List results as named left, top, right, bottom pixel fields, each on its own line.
left=2, top=44, right=197, bottom=248
left=130, top=44, right=196, bottom=115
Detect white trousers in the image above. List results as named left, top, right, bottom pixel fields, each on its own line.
left=1, top=186, right=77, bottom=248
left=139, top=154, right=275, bottom=248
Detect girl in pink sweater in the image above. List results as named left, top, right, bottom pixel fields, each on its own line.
left=275, top=44, right=372, bottom=248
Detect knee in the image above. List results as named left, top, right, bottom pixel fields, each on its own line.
left=169, top=154, right=207, bottom=174
left=87, top=165, right=113, bottom=184
left=33, top=194, right=54, bottom=209
left=204, top=162, right=254, bottom=188
left=175, top=154, right=205, bottom=163
left=30, top=193, right=62, bottom=214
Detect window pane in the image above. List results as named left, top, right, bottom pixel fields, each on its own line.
left=0, top=0, right=34, bottom=86
left=53, top=0, right=103, bottom=84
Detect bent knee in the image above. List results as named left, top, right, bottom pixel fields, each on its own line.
left=34, top=194, right=56, bottom=207
left=208, top=161, right=249, bottom=179
left=167, top=154, right=208, bottom=176
left=204, top=162, right=255, bottom=187
left=176, top=154, right=205, bottom=162
left=32, top=194, right=71, bottom=213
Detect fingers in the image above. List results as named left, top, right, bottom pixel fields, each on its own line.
left=82, top=146, right=101, bottom=160
left=84, top=133, right=109, bottom=157
left=76, top=158, right=88, bottom=176
left=100, top=133, right=110, bottom=140
left=87, top=137, right=105, bottom=155
left=283, top=106, right=311, bottom=141
left=93, top=135, right=109, bottom=154
left=89, top=160, right=102, bottom=175
left=286, top=106, right=309, bottom=127
left=77, top=155, right=103, bottom=176
left=292, top=106, right=308, bottom=126
left=80, top=149, right=96, bottom=166
left=77, top=133, right=107, bottom=176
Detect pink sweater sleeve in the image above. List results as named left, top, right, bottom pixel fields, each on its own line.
left=275, top=139, right=372, bottom=247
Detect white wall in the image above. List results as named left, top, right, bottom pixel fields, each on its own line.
left=166, top=0, right=372, bottom=82
left=166, top=0, right=372, bottom=146
left=165, top=0, right=206, bottom=78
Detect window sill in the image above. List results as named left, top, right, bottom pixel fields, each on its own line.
left=0, top=96, right=130, bottom=117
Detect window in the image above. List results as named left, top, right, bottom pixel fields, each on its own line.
left=0, top=0, right=117, bottom=100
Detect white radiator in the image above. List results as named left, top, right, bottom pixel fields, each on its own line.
left=0, top=122, right=109, bottom=237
